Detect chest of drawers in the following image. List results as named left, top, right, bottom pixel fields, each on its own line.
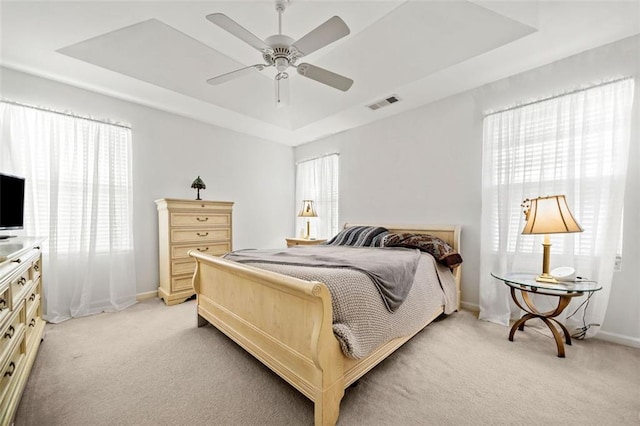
left=155, top=199, right=233, bottom=305
left=0, top=238, right=45, bottom=425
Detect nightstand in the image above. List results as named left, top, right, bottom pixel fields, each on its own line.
left=491, top=272, right=601, bottom=357
left=286, top=238, right=327, bottom=248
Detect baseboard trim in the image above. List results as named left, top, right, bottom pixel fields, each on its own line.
left=460, top=301, right=479, bottom=312
left=460, top=300, right=638, bottom=348
left=136, top=290, right=158, bottom=301
left=595, top=330, right=640, bottom=348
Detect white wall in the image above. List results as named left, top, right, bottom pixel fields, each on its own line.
left=295, top=35, right=640, bottom=346
left=1, top=67, right=295, bottom=296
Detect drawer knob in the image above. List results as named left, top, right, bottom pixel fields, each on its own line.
left=18, top=277, right=27, bottom=286
left=196, top=217, right=209, bottom=222
left=4, top=326, right=15, bottom=339
left=29, top=319, right=36, bottom=327
left=29, top=294, right=36, bottom=302
left=197, top=247, right=209, bottom=252
left=0, top=299, right=5, bottom=309
left=197, top=232, right=209, bottom=237
left=34, top=264, right=40, bottom=272
left=4, top=362, right=15, bottom=377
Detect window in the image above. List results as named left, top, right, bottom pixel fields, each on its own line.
left=295, top=153, right=339, bottom=239
left=1, top=101, right=133, bottom=253
left=479, top=78, right=635, bottom=334
left=483, top=79, right=634, bottom=258
left=0, top=100, right=137, bottom=322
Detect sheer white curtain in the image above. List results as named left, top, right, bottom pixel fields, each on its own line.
left=295, top=154, right=339, bottom=239
left=479, top=79, right=635, bottom=337
left=0, top=101, right=137, bottom=323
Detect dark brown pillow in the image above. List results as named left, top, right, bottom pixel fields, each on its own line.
left=384, top=233, right=462, bottom=268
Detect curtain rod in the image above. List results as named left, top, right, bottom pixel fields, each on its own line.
left=484, top=77, right=633, bottom=117
left=1, top=99, right=132, bottom=129
left=296, top=152, right=339, bottom=165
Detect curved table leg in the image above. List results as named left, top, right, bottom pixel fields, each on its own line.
left=508, top=289, right=577, bottom=357
left=539, top=317, right=566, bottom=357
left=509, top=313, right=535, bottom=341
left=549, top=318, right=572, bottom=345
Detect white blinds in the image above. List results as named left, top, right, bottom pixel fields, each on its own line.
left=479, top=78, right=635, bottom=335
left=295, top=154, right=339, bottom=239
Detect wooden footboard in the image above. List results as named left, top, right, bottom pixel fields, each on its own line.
left=190, top=250, right=345, bottom=425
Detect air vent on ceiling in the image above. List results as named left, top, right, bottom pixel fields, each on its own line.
left=366, top=95, right=401, bottom=111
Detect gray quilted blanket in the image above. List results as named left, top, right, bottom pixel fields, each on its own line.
left=224, top=246, right=421, bottom=312
left=225, top=246, right=457, bottom=359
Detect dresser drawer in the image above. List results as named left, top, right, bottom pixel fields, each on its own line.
left=0, top=342, right=25, bottom=408
left=0, top=287, right=9, bottom=327
left=172, top=242, right=231, bottom=259
left=25, top=281, right=40, bottom=322
left=170, top=212, right=231, bottom=228
left=30, top=257, right=42, bottom=281
left=0, top=302, right=25, bottom=368
left=172, top=259, right=196, bottom=276
left=171, top=229, right=230, bottom=244
left=25, top=303, right=41, bottom=348
left=10, top=270, right=31, bottom=308
left=171, top=275, right=194, bottom=292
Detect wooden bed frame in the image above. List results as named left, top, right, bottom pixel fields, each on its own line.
left=189, top=224, right=461, bottom=426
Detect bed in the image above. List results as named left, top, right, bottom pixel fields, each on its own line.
left=189, top=224, right=462, bottom=425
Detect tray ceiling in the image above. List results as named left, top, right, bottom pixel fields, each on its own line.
left=2, top=1, right=639, bottom=145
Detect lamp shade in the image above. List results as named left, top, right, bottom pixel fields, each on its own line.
left=298, top=200, right=317, bottom=218
left=521, top=195, right=583, bottom=235
left=191, top=176, right=206, bottom=190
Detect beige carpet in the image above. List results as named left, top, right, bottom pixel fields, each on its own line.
left=15, top=298, right=640, bottom=425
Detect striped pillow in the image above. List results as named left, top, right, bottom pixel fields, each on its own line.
left=324, top=226, right=389, bottom=248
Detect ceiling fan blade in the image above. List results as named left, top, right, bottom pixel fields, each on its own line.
left=297, top=63, right=353, bottom=92
left=206, top=13, right=269, bottom=51
left=292, top=16, right=350, bottom=57
left=206, top=64, right=267, bottom=85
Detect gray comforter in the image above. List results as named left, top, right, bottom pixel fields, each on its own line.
left=225, top=246, right=421, bottom=312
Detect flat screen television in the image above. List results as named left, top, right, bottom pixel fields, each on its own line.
left=0, top=173, right=25, bottom=239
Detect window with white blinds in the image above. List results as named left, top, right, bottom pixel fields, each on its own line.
left=483, top=78, right=634, bottom=257
left=295, top=153, right=339, bottom=239
left=0, top=101, right=134, bottom=253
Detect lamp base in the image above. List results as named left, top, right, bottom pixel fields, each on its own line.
left=304, top=219, right=311, bottom=240
left=535, top=273, right=558, bottom=284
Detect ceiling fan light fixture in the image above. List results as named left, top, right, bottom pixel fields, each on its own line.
left=275, top=57, right=289, bottom=72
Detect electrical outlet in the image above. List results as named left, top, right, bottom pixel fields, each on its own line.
left=614, top=255, right=622, bottom=272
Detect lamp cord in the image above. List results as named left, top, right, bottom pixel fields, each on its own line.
left=566, top=285, right=599, bottom=340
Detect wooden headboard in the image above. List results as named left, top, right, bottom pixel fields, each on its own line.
left=343, top=223, right=462, bottom=310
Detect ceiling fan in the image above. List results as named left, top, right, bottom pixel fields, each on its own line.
left=205, top=0, right=353, bottom=106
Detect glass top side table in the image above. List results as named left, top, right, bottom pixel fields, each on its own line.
left=491, top=272, right=602, bottom=358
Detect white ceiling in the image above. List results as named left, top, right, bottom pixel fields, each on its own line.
left=2, top=1, right=639, bottom=146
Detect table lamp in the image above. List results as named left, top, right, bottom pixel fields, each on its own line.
left=521, top=195, right=583, bottom=283
left=191, top=176, right=206, bottom=200
left=298, top=200, right=317, bottom=239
